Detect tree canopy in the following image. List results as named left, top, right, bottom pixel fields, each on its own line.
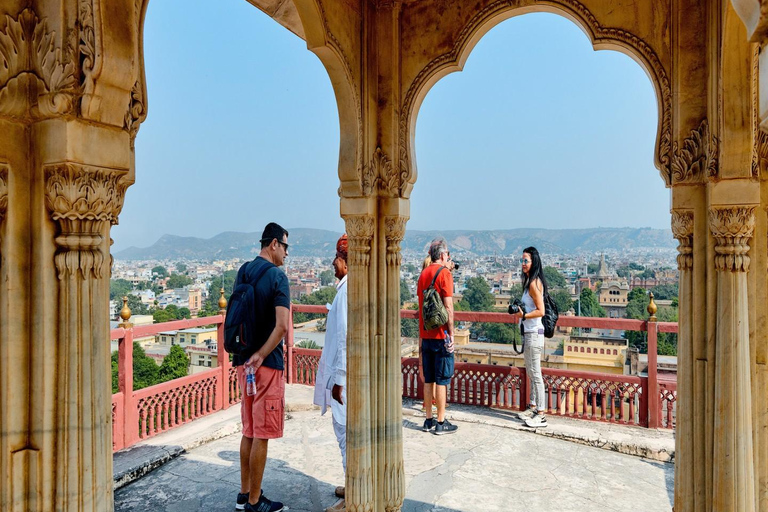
left=166, top=273, right=193, bottom=289
left=460, top=277, right=494, bottom=312
left=550, top=289, right=573, bottom=314
left=543, top=266, right=567, bottom=289
left=152, top=265, right=168, bottom=279
left=400, top=278, right=412, bottom=306
left=293, top=287, right=338, bottom=323
left=126, top=294, right=149, bottom=316
left=320, top=269, right=335, bottom=286
left=577, top=288, right=606, bottom=317
left=158, top=345, right=189, bottom=383
left=110, top=279, right=133, bottom=301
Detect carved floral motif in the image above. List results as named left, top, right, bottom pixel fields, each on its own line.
left=0, top=8, right=78, bottom=119
left=708, top=207, right=756, bottom=272
left=79, top=0, right=99, bottom=99
left=755, top=129, right=768, bottom=179
left=124, top=80, right=145, bottom=144
left=384, top=216, right=407, bottom=266
left=671, top=211, right=694, bottom=271
left=399, top=0, right=672, bottom=186
left=45, top=164, right=130, bottom=279
left=0, top=164, right=8, bottom=222
left=360, top=148, right=408, bottom=197
left=671, top=120, right=718, bottom=183
left=345, top=215, right=375, bottom=267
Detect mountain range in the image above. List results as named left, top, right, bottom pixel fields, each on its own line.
left=114, top=227, right=676, bottom=261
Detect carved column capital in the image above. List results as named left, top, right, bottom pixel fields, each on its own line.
left=45, top=163, right=130, bottom=279
left=671, top=119, right=718, bottom=184
left=384, top=216, right=407, bottom=267
left=671, top=210, right=694, bottom=271
left=345, top=215, right=375, bottom=267
left=708, top=206, right=756, bottom=272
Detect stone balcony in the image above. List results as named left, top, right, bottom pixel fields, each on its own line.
left=113, top=385, right=674, bottom=512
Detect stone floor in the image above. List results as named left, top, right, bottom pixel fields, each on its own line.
left=114, top=407, right=674, bottom=512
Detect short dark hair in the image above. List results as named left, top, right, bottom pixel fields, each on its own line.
left=260, top=222, right=289, bottom=249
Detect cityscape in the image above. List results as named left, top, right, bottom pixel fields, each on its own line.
left=111, top=233, right=679, bottom=391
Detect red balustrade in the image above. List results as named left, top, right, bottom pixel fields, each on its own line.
left=111, top=303, right=677, bottom=452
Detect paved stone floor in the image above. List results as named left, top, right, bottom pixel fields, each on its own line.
left=114, top=409, right=673, bottom=512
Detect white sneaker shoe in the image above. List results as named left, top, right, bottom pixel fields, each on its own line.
left=524, top=413, right=548, bottom=428
left=517, top=407, right=536, bottom=420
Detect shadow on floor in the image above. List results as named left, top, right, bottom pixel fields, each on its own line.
left=114, top=448, right=466, bottom=512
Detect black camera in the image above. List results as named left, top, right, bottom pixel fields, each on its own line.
left=452, top=262, right=460, bottom=271
left=508, top=298, right=526, bottom=315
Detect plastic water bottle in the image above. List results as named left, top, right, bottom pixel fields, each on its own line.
left=245, top=364, right=257, bottom=396
left=444, top=330, right=454, bottom=354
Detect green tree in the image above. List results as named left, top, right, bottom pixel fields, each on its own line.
left=551, top=289, right=573, bottom=314
left=629, top=262, right=644, bottom=271
left=587, top=263, right=599, bottom=274
left=176, top=262, right=187, bottom=274
left=132, top=342, right=160, bottom=390
left=166, top=273, right=193, bottom=289
left=320, top=269, right=335, bottom=286
left=640, top=268, right=656, bottom=279
left=110, top=279, right=133, bottom=301
left=203, top=270, right=239, bottom=313
left=153, top=308, right=175, bottom=324
left=650, top=283, right=678, bottom=301
left=616, top=266, right=631, bottom=278
left=543, top=266, right=567, bottom=289
left=481, top=322, right=520, bottom=345
left=158, top=345, right=189, bottom=383
left=461, top=277, right=494, bottom=312
left=401, top=303, right=419, bottom=338
left=577, top=288, right=606, bottom=317
left=293, top=287, right=338, bottom=323
left=152, top=265, right=168, bottom=279
left=111, top=354, right=119, bottom=393
left=126, top=294, right=149, bottom=316
left=403, top=263, right=418, bottom=274
left=400, top=278, right=412, bottom=306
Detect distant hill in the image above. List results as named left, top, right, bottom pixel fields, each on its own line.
left=115, top=227, right=675, bottom=261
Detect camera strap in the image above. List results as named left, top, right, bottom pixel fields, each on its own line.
left=512, top=323, right=525, bottom=355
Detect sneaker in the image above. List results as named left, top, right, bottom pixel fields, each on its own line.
left=334, top=486, right=345, bottom=498
left=433, top=419, right=458, bottom=435
left=422, top=418, right=436, bottom=432
left=524, top=414, right=548, bottom=428
left=236, top=492, right=249, bottom=511
left=517, top=406, right=536, bottom=420
left=244, top=494, right=284, bottom=512
left=325, top=498, right=346, bottom=512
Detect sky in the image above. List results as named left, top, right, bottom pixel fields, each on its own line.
left=111, top=0, right=670, bottom=252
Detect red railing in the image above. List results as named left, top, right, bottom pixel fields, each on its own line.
left=111, top=304, right=677, bottom=452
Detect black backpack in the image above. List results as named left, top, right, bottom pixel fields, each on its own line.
left=422, top=266, right=449, bottom=331
left=223, top=260, right=275, bottom=355
left=542, top=291, right=559, bottom=338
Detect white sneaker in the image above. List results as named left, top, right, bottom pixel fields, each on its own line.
left=524, top=413, right=548, bottom=428
left=517, top=407, right=536, bottom=420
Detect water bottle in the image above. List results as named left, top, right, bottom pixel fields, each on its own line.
left=444, top=330, right=454, bottom=354
left=245, top=364, right=257, bottom=396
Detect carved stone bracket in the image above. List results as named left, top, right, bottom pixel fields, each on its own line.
left=384, top=216, right=407, bottom=267
left=709, top=206, right=756, bottom=272
left=124, top=80, right=145, bottom=146
left=360, top=148, right=408, bottom=198
left=755, top=129, right=768, bottom=179
left=0, top=8, right=78, bottom=120
left=671, top=120, right=718, bottom=183
left=671, top=210, right=694, bottom=271
left=78, top=0, right=101, bottom=106
left=45, top=163, right=130, bottom=280
left=345, top=215, right=375, bottom=267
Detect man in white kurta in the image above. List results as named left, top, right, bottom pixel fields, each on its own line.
left=313, top=234, right=348, bottom=512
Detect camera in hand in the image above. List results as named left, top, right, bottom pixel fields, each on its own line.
left=453, top=262, right=460, bottom=270
left=508, top=298, right=527, bottom=315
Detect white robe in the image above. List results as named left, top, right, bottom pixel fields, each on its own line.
left=313, top=275, right=347, bottom=424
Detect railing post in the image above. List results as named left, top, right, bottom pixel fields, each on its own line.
left=646, top=293, right=659, bottom=429
left=286, top=304, right=294, bottom=384
left=217, top=288, right=230, bottom=409
left=118, top=299, right=139, bottom=447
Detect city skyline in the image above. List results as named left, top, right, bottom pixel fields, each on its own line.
left=112, top=0, right=669, bottom=252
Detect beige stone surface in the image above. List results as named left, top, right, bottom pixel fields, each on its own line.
left=1, top=0, right=768, bottom=510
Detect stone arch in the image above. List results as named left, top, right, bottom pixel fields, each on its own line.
left=400, top=0, right=672, bottom=192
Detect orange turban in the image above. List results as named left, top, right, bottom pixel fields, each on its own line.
left=336, top=234, right=348, bottom=261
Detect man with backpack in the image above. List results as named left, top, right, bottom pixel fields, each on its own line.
left=417, top=238, right=458, bottom=435
left=230, top=223, right=291, bottom=512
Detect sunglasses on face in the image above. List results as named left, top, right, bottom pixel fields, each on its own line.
left=278, top=241, right=289, bottom=251
left=520, top=258, right=531, bottom=264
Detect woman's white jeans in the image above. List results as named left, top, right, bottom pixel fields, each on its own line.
left=524, top=330, right=546, bottom=412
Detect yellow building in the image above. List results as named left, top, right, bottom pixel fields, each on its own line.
left=563, top=334, right=627, bottom=374
left=598, top=279, right=630, bottom=318
left=155, top=327, right=217, bottom=347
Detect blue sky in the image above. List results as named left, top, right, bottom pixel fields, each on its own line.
left=111, top=0, right=669, bottom=251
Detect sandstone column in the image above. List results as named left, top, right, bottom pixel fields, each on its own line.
left=709, top=206, right=756, bottom=512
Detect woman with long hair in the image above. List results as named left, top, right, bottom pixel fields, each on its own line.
left=510, top=246, right=549, bottom=428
